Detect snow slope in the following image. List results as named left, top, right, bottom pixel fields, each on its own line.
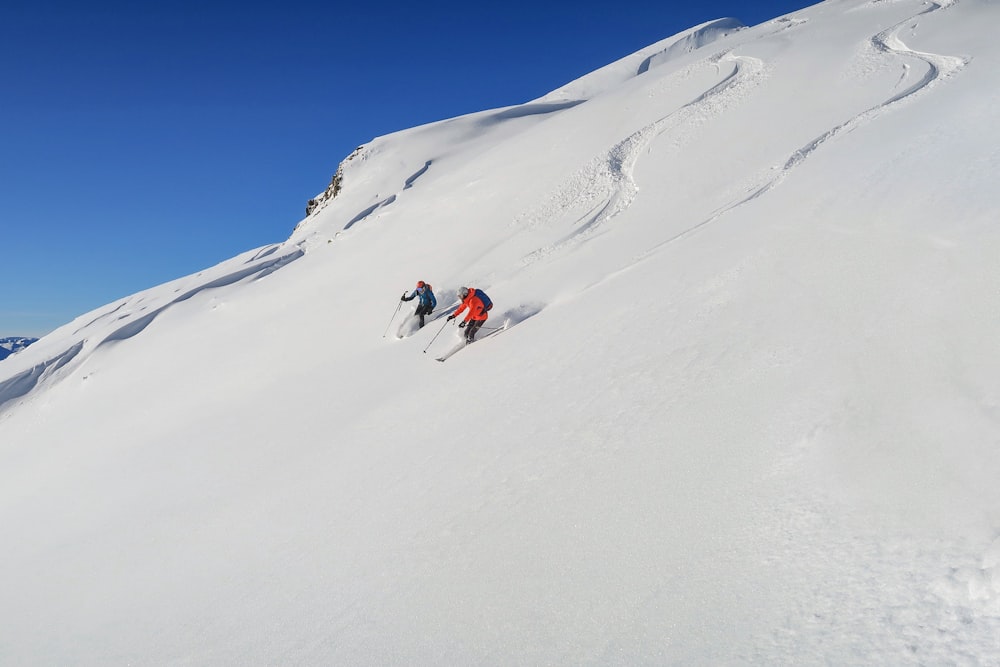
left=3, top=0, right=1000, bottom=663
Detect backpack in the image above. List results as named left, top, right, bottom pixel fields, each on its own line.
left=474, top=288, right=492, bottom=311
left=426, top=285, right=437, bottom=309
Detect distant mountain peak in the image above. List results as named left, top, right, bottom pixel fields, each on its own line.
left=0, top=337, right=38, bottom=361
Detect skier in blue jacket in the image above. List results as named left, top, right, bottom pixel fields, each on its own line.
left=401, top=280, right=437, bottom=328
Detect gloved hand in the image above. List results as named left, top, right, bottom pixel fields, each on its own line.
left=447, top=315, right=455, bottom=321
left=458, top=321, right=466, bottom=328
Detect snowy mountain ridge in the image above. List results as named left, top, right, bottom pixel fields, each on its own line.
left=0, top=336, right=37, bottom=361
left=2, top=0, right=1000, bottom=663
left=535, top=17, right=748, bottom=104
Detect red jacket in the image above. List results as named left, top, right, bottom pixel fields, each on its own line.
left=452, top=292, right=489, bottom=322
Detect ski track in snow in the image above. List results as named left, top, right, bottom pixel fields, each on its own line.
left=510, top=0, right=962, bottom=293
left=637, top=0, right=967, bottom=256
left=511, top=14, right=817, bottom=270
left=0, top=246, right=304, bottom=415
left=515, top=50, right=769, bottom=270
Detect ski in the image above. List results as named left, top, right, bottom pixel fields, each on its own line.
left=434, top=318, right=510, bottom=362
left=481, top=319, right=511, bottom=339
left=435, top=341, right=467, bottom=362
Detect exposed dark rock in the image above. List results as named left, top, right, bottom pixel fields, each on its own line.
left=304, top=146, right=364, bottom=217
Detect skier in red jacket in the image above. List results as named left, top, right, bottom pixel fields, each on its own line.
left=447, top=286, right=489, bottom=343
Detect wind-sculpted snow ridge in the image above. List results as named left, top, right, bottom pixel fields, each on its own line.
left=516, top=51, right=768, bottom=267
left=638, top=0, right=966, bottom=254
left=101, top=248, right=303, bottom=345
left=402, top=160, right=432, bottom=189
left=0, top=244, right=303, bottom=414
left=0, top=341, right=84, bottom=413
left=474, top=101, right=584, bottom=127
left=637, top=19, right=746, bottom=75
left=245, top=244, right=280, bottom=262
left=343, top=160, right=434, bottom=230
left=538, top=19, right=748, bottom=103
left=343, top=195, right=397, bottom=230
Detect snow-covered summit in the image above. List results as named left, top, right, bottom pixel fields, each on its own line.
left=3, top=0, right=1000, bottom=664
left=535, top=17, right=748, bottom=103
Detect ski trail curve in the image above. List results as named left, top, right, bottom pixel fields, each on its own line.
left=639, top=0, right=967, bottom=255
left=511, top=14, right=815, bottom=271
left=516, top=51, right=768, bottom=269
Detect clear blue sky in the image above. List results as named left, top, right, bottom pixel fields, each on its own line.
left=2, top=0, right=814, bottom=338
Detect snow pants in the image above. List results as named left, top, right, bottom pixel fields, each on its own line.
left=415, top=303, right=433, bottom=327
left=464, top=319, right=484, bottom=342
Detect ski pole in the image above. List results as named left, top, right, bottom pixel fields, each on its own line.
left=382, top=297, right=404, bottom=338
left=423, top=317, right=451, bottom=353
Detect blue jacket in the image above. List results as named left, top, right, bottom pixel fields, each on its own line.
left=404, top=286, right=436, bottom=308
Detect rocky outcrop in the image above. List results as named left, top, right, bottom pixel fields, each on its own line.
left=305, top=146, right=364, bottom=217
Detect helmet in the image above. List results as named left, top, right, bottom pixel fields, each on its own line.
left=458, top=286, right=470, bottom=299
left=417, top=280, right=425, bottom=288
